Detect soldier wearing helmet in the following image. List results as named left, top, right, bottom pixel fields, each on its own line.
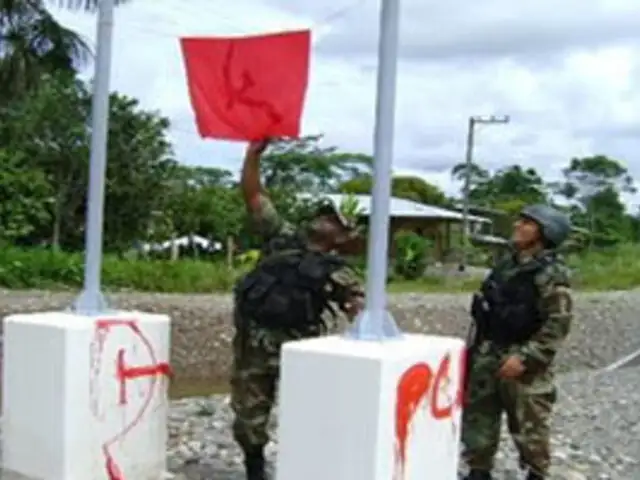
left=230, top=139, right=364, bottom=480
left=462, top=204, right=573, bottom=480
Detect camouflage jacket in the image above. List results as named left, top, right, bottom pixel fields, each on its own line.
left=247, top=194, right=363, bottom=321
left=490, top=250, right=573, bottom=372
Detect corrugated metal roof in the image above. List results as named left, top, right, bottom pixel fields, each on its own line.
left=306, top=194, right=491, bottom=223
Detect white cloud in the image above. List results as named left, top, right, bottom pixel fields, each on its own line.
left=51, top=0, right=640, bottom=210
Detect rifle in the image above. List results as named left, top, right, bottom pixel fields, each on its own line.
left=463, top=292, right=490, bottom=400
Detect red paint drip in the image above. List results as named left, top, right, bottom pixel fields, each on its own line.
left=394, top=351, right=465, bottom=479
left=90, top=318, right=171, bottom=480
left=395, top=362, right=432, bottom=479
left=104, top=448, right=123, bottom=480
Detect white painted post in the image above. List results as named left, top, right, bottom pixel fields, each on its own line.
left=275, top=1, right=465, bottom=478
left=2, top=312, right=171, bottom=479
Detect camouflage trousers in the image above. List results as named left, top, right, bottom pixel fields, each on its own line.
left=461, top=343, right=557, bottom=476
left=230, top=310, right=327, bottom=451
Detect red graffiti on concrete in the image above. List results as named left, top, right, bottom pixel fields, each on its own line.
left=394, top=362, right=433, bottom=476
left=90, top=318, right=172, bottom=480
left=394, top=349, right=465, bottom=479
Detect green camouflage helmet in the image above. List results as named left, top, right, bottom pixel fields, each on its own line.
left=520, top=204, right=572, bottom=247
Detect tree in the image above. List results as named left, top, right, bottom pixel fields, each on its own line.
left=555, top=155, right=635, bottom=203
left=484, top=165, right=548, bottom=226
left=451, top=161, right=490, bottom=199
left=164, top=174, right=244, bottom=243
left=0, top=0, right=92, bottom=103
left=0, top=149, right=52, bottom=243
left=587, top=186, right=631, bottom=246
left=554, top=155, right=635, bottom=246
left=338, top=174, right=371, bottom=195
left=391, top=176, right=449, bottom=206
left=102, top=93, right=177, bottom=251
left=0, top=72, right=177, bottom=250
left=340, top=174, right=449, bottom=206
left=490, top=166, right=547, bottom=203
left=1, top=73, right=90, bottom=248
left=261, top=135, right=372, bottom=193
left=451, top=163, right=547, bottom=207
left=450, top=163, right=549, bottom=237
left=172, top=165, right=235, bottom=188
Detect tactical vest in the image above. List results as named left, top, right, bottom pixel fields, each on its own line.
left=234, top=233, right=354, bottom=331
left=480, top=253, right=565, bottom=345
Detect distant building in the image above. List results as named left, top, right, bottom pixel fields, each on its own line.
left=309, top=194, right=492, bottom=261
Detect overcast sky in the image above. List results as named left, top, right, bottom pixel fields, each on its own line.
left=52, top=0, right=640, bottom=206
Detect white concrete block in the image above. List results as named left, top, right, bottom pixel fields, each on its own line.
left=276, top=334, right=466, bottom=480
left=2, top=311, right=171, bottom=480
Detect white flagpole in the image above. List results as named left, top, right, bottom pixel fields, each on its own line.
left=348, top=0, right=402, bottom=340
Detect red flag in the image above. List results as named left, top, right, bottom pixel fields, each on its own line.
left=180, top=30, right=311, bottom=141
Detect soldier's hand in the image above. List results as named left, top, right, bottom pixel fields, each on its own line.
left=246, top=138, right=271, bottom=157
left=497, top=355, right=525, bottom=379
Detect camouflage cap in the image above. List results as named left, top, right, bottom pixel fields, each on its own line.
left=313, top=199, right=355, bottom=230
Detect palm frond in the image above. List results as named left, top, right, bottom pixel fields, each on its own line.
left=0, top=0, right=95, bottom=99
left=32, top=8, right=92, bottom=67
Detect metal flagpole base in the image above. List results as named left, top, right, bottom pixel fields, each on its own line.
left=345, top=309, right=402, bottom=340
left=70, top=289, right=110, bottom=315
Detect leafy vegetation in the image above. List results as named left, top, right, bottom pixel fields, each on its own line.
left=393, top=232, right=431, bottom=281
left=1, top=1, right=640, bottom=294
left=0, top=244, right=638, bottom=293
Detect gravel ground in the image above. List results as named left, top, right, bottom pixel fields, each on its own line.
left=0, top=289, right=639, bottom=479
left=166, top=366, right=640, bottom=480
left=1, top=289, right=639, bottom=380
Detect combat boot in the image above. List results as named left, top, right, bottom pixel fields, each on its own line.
left=464, top=469, right=493, bottom=480
left=243, top=447, right=266, bottom=480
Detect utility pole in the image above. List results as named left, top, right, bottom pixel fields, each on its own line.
left=459, top=114, right=510, bottom=271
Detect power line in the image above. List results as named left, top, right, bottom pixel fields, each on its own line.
left=151, top=0, right=368, bottom=34
left=319, top=0, right=368, bottom=26
left=109, top=0, right=369, bottom=41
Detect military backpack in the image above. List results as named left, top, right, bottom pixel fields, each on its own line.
left=234, top=234, right=357, bottom=331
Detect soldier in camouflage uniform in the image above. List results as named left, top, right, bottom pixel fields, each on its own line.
left=231, top=139, right=364, bottom=480
left=462, top=204, right=573, bottom=480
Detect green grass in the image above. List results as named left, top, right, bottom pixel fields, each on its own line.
left=566, top=243, right=640, bottom=291
left=0, top=246, right=240, bottom=292
left=0, top=244, right=638, bottom=293
left=386, top=276, right=482, bottom=293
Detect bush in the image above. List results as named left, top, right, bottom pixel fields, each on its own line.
left=0, top=244, right=638, bottom=293
left=566, top=243, right=640, bottom=290
left=393, top=232, right=431, bottom=280
left=0, top=246, right=84, bottom=288
left=0, top=246, right=239, bottom=293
